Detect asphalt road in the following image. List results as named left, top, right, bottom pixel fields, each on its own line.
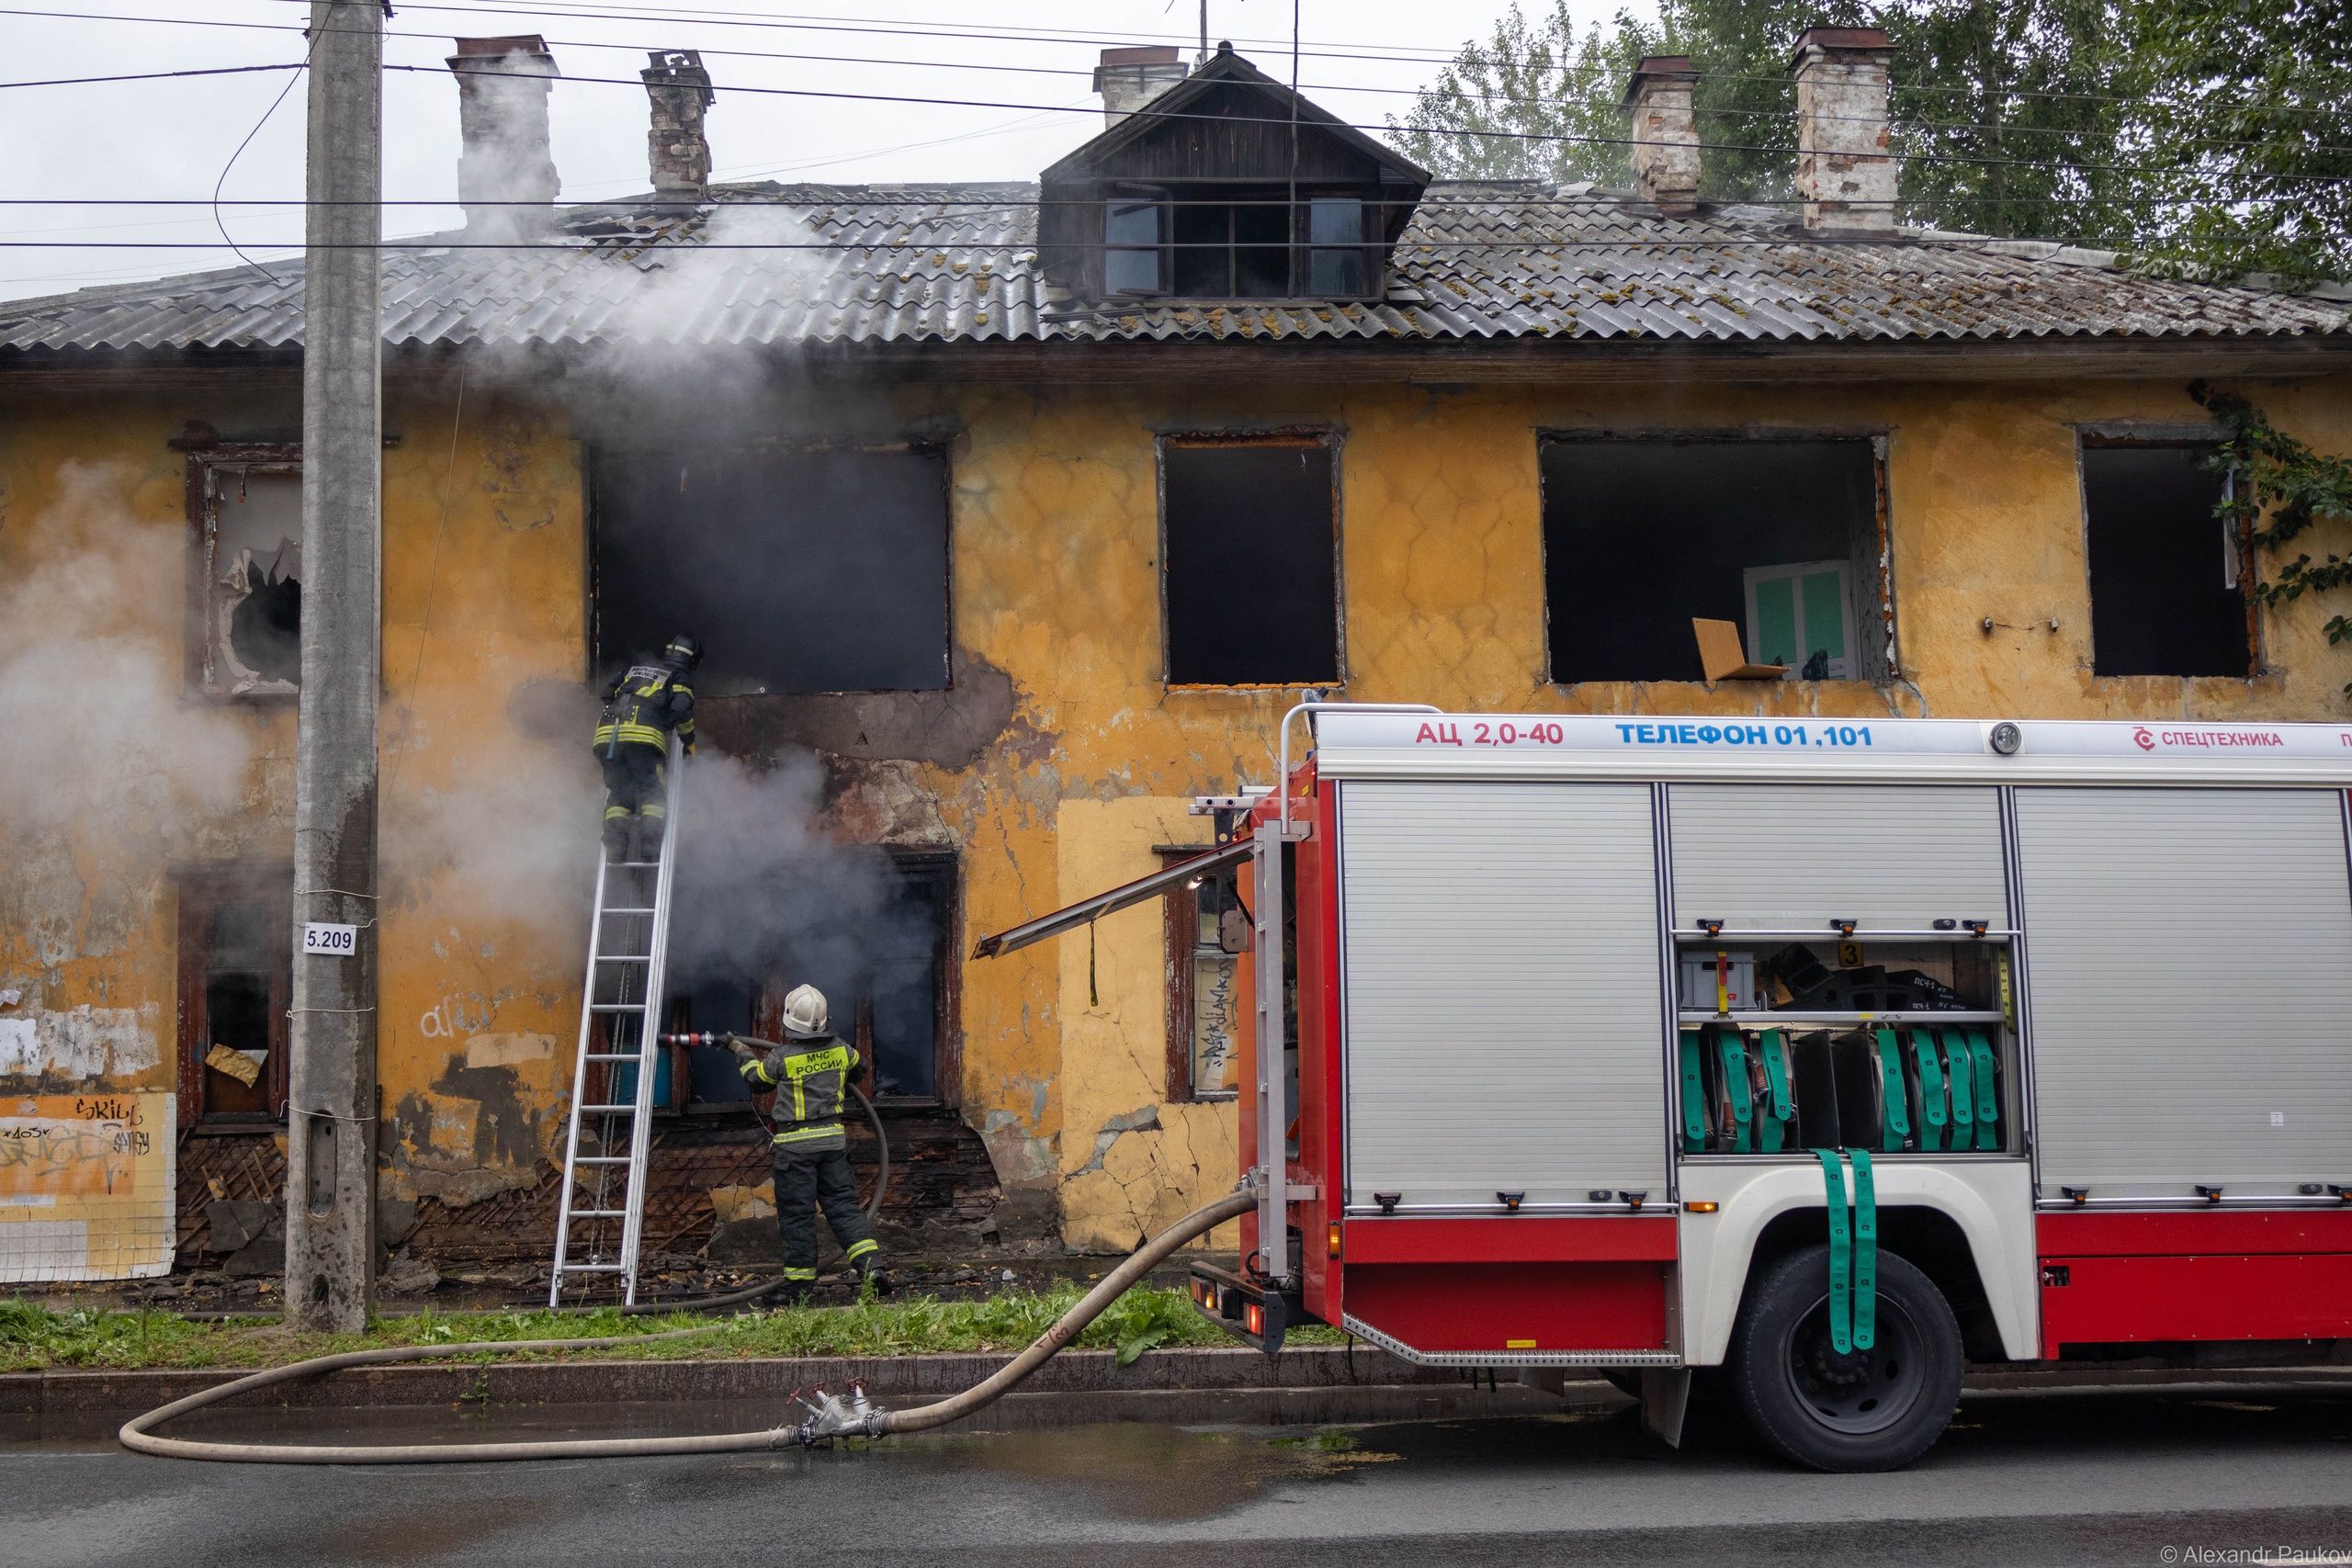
left=6, top=1386, right=2349, bottom=1567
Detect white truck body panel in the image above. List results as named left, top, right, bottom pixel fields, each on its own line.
left=1668, top=783, right=2008, bottom=933
left=1340, top=780, right=1669, bottom=1209
left=2016, top=785, right=2352, bottom=1196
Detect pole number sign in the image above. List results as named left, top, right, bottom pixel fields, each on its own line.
left=303, top=922, right=358, bottom=956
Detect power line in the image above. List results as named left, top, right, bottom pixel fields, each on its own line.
left=0, top=61, right=300, bottom=88
left=6, top=4, right=2344, bottom=167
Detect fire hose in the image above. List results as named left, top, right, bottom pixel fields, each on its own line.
left=118, top=1190, right=1255, bottom=1463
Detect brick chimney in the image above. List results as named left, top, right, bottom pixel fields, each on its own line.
left=1790, top=27, right=1896, bottom=232
left=447, top=36, right=560, bottom=237
left=1622, top=55, right=1701, bottom=211
left=1092, top=46, right=1188, bottom=129
left=642, top=50, right=716, bottom=203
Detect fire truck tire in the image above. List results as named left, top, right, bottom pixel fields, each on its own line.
left=1725, top=1243, right=1963, bottom=1472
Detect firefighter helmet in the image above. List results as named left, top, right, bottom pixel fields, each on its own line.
left=781, top=984, right=829, bottom=1039
left=662, top=632, right=704, bottom=671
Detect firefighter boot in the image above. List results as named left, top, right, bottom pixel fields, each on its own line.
left=603, top=807, right=632, bottom=863
left=847, top=1239, right=892, bottom=1297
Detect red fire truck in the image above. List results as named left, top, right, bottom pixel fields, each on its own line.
left=983, top=705, right=2352, bottom=1471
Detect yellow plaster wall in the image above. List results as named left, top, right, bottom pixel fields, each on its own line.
left=10, top=365, right=2352, bottom=1264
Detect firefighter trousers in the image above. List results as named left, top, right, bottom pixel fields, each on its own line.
left=773, top=1147, right=879, bottom=1283
left=597, top=744, right=668, bottom=858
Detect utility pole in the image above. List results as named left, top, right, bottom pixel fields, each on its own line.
left=284, top=0, right=383, bottom=1333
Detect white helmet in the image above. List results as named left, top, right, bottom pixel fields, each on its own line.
left=781, top=984, right=829, bottom=1040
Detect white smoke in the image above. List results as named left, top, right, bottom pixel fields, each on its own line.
left=0, top=460, right=254, bottom=840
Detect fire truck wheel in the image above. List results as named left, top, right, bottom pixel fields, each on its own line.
left=1725, top=1243, right=1963, bottom=1472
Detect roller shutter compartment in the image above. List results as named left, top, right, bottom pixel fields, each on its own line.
left=2016, top=787, right=2352, bottom=1192
left=1669, top=784, right=2007, bottom=933
left=1340, top=781, right=1667, bottom=1207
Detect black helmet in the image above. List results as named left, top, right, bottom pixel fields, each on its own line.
left=662, top=632, right=704, bottom=671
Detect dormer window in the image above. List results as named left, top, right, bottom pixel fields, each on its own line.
left=1100, top=186, right=1378, bottom=299
left=1043, top=43, right=1428, bottom=305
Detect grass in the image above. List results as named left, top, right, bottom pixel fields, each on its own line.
left=0, top=1286, right=1346, bottom=1374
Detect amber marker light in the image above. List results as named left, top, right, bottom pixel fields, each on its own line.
left=1686, top=1201, right=1719, bottom=1213
left=1328, top=1223, right=1341, bottom=1258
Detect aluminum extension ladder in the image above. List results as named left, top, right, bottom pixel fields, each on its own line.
left=548, top=734, right=684, bottom=1306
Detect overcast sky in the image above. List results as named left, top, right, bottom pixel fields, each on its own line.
left=3, top=0, right=1647, bottom=302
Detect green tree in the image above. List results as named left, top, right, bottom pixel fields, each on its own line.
left=1387, top=3, right=1670, bottom=184
left=2124, top=0, right=2352, bottom=285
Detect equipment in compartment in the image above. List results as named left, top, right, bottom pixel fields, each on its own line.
left=1683, top=1023, right=2001, bottom=1155
left=1679, top=949, right=1762, bottom=1012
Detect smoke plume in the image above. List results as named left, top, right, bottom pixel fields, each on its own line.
left=0, top=460, right=254, bottom=840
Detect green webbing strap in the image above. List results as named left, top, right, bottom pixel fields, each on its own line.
left=1678, top=1031, right=1707, bottom=1153
left=1965, top=1031, right=2000, bottom=1150
left=1758, top=1030, right=1793, bottom=1154
left=1815, top=1149, right=1853, bottom=1355
left=1849, top=1149, right=1877, bottom=1352
left=1912, top=1032, right=1948, bottom=1152
left=1719, top=1032, right=1753, bottom=1153
left=1941, top=1030, right=1975, bottom=1146
left=1873, top=1029, right=1910, bottom=1152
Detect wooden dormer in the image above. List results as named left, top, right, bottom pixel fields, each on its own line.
left=1039, top=42, right=1430, bottom=303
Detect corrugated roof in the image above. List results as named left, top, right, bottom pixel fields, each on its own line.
left=4, top=180, right=2346, bottom=355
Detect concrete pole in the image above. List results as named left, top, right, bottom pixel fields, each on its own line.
left=284, top=0, right=382, bottom=1333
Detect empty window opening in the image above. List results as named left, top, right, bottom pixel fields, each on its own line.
left=191, top=459, right=302, bottom=695
left=1541, top=438, right=1886, bottom=685
left=671, top=853, right=955, bottom=1110
left=176, top=865, right=290, bottom=1125
left=1162, top=439, right=1340, bottom=687
left=592, top=444, right=950, bottom=696
left=2081, top=443, right=2251, bottom=679
left=1159, top=848, right=1245, bottom=1101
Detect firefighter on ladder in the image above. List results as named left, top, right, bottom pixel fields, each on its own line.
left=732, top=985, right=889, bottom=1302
left=593, top=633, right=700, bottom=863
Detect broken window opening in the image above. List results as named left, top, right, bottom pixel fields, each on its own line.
left=1159, top=847, right=1244, bottom=1101
left=1540, top=437, right=1889, bottom=686
left=673, top=852, right=956, bottom=1111
left=175, top=863, right=291, bottom=1126
left=187, top=453, right=302, bottom=697
left=2080, top=442, right=2252, bottom=679
left=1162, top=438, right=1340, bottom=688
left=590, top=443, right=951, bottom=697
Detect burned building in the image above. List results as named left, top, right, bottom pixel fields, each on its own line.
left=3, top=32, right=2350, bottom=1284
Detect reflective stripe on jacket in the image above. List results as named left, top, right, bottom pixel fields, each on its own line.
left=740, top=1034, right=861, bottom=1150
left=593, top=662, right=695, bottom=755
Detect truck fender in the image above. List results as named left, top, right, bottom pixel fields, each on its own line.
left=1678, top=1160, right=2038, bottom=1365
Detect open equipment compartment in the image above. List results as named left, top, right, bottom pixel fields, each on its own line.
left=1668, top=780, right=2021, bottom=1159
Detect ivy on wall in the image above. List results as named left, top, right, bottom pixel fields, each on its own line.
left=2189, top=381, right=2352, bottom=691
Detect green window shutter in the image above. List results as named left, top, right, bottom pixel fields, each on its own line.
left=1801, top=570, right=1848, bottom=667
left=1753, top=575, right=1798, bottom=666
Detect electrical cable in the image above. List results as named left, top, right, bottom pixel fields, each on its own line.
left=118, top=1188, right=1250, bottom=1462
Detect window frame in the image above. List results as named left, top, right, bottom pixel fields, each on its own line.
left=174, top=863, right=292, bottom=1130
left=2075, top=433, right=2257, bottom=681
left=1155, top=429, right=1346, bottom=692
left=183, top=443, right=302, bottom=700
left=1099, top=183, right=1384, bottom=303
left=1158, top=846, right=1245, bottom=1103
left=1535, top=429, right=1897, bottom=690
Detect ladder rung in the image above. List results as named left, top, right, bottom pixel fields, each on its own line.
left=569, top=1210, right=628, bottom=1219
left=569, top=1155, right=630, bottom=1164
left=600, top=907, right=656, bottom=916
left=614, top=861, right=662, bottom=868
left=582, top=1053, right=644, bottom=1062
left=594, top=953, right=651, bottom=963
left=556, top=1263, right=627, bottom=1273
left=578, top=1103, right=641, bottom=1113
left=589, top=1003, right=648, bottom=1012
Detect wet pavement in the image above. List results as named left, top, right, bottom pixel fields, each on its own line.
left=5, top=1385, right=2349, bottom=1565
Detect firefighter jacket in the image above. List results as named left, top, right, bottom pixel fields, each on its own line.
left=740, top=1034, right=862, bottom=1151
left=594, top=660, right=695, bottom=756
